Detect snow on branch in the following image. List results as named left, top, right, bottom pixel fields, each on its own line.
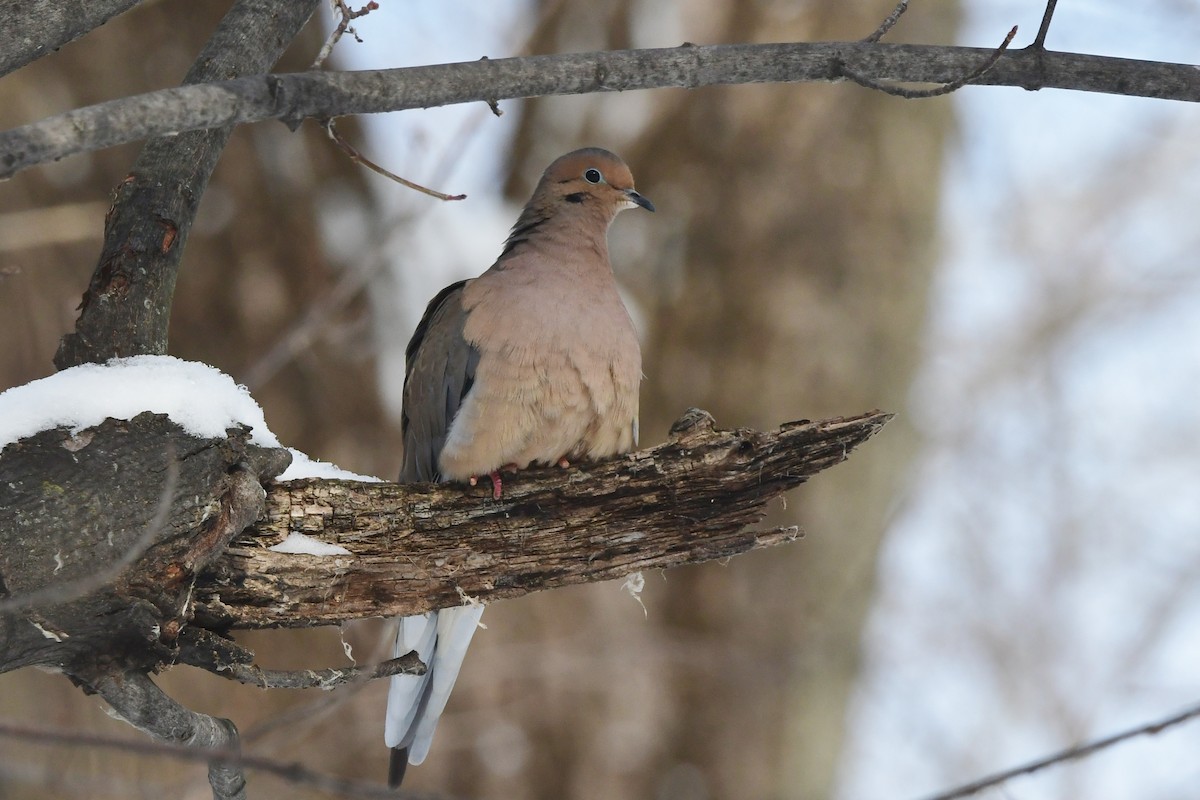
left=195, top=408, right=892, bottom=630
left=0, top=398, right=886, bottom=798
left=1, top=403, right=888, bottom=676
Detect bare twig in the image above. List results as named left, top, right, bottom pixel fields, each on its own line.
left=1032, top=0, right=1059, bottom=50
left=843, top=25, right=1018, bottom=98
left=863, top=0, right=909, bottom=43
left=0, top=447, right=178, bottom=616
left=197, top=652, right=426, bottom=689
left=176, top=626, right=425, bottom=688
left=918, top=698, right=1200, bottom=800
left=0, top=718, right=452, bottom=800
left=242, top=99, right=498, bottom=389
left=311, top=0, right=380, bottom=70
left=322, top=119, right=467, bottom=200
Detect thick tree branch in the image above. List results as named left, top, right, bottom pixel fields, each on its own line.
left=0, top=0, right=147, bottom=78
left=53, top=0, right=322, bottom=370
left=82, top=669, right=247, bottom=800
left=0, top=413, right=291, bottom=676
left=0, top=410, right=885, bottom=672
left=2, top=41, right=1199, bottom=181
left=0, top=406, right=885, bottom=795
left=195, top=409, right=891, bottom=629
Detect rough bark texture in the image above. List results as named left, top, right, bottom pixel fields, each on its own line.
left=84, top=670, right=248, bottom=800
left=0, top=413, right=290, bottom=676
left=0, top=409, right=886, bottom=676
left=199, top=410, right=889, bottom=629
left=0, top=0, right=146, bottom=78
left=1, top=2, right=386, bottom=794
left=53, top=0, right=321, bottom=368
left=3, top=42, right=1198, bottom=179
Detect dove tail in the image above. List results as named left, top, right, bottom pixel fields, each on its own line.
left=388, top=747, right=409, bottom=789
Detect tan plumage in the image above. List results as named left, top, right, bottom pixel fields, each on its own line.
left=387, top=147, right=654, bottom=786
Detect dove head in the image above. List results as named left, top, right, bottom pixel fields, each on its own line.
left=534, top=148, right=655, bottom=220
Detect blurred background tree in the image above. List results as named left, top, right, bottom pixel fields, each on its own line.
left=467, top=3, right=956, bottom=799
left=4, top=2, right=1200, bottom=800
left=0, top=3, right=393, bottom=797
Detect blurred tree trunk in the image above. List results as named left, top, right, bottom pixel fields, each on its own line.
left=0, top=2, right=392, bottom=797
left=444, top=3, right=959, bottom=799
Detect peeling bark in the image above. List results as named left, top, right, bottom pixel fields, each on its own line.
left=196, top=409, right=892, bottom=629
left=1, top=409, right=889, bottom=674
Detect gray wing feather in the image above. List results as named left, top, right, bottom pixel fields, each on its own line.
left=390, top=279, right=483, bottom=784
left=400, top=279, right=479, bottom=483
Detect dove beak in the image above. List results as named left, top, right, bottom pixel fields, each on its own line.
left=624, top=189, right=655, bottom=213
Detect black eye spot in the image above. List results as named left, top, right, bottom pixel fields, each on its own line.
left=583, top=168, right=602, bottom=184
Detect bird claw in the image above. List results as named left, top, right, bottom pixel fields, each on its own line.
left=467, top=462, right=553, bottom=500
left=469, top=470, right=505, bottom=500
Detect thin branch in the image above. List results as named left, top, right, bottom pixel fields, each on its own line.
left=243, top=99, right=499, bottom=389
left=863, top=0, right=908, bottom=43
left=323, top=119, right=467, bottom=200
left=177, top=625, right=424, bottom=689
left=0, top=0, right=147, bottom=78
left=918, top=699, right=1200, bottom=800
left=843, top=25, right=1018, bottom=98
left=192, top=651, right=427, bottom=690
left=5, top=41, right=1200, bottom=181
left=1032, top=0, right=1060, bottom=50
left=311, top=0, right=380, bottom=70
left=0, top=718, right=452, bottom=800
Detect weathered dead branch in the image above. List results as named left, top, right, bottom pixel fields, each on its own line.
left=195, top=408, right=892, bottom=629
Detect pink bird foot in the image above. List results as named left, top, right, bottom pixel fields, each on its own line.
left=468, top=464, right=520, bottom=500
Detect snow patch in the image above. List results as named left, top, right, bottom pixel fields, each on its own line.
left=0, top=355, right=384, bottom=482
left=280, top=449, right=383, bottom=482
left=268, top=532, right=352, bottom=556
left=0, top=355, right=280, bottom=448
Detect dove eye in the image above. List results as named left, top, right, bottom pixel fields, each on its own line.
left=583, top=168, right=603, bottom=184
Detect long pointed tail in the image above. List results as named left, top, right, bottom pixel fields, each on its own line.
left=384, top=605, right=485, bottom=784
left=388, top=747, right=409, bottom=789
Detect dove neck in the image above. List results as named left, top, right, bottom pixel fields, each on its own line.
left=500, top=207, right=612, bottom=268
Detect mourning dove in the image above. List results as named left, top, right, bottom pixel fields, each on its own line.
left=386, top=147, right=654, bottom=786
